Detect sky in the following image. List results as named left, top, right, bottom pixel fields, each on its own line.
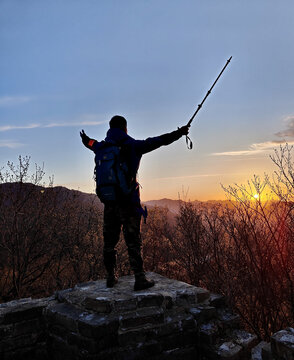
left=1, top=0, right=294, bottom=201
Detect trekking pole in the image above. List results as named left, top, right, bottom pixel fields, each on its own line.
left=185, top=56, right=232, bottom=149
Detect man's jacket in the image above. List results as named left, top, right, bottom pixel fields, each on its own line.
left=84, top=127, right=183, bottom=206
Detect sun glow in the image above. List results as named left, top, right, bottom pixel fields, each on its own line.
left=253, top=194, right=259, bottom=200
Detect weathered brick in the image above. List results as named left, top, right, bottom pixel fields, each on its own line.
left=217, top=308, right=240, bottom=331
left=199, top=321, right=219, bottom=346
left=209, top=293, right=226, bottom=308
left=153, top=345, right=198, bottom=360
left=1, top=332, right=39, bottom=351
left=13, top=318, right=41, bottom=337
left=271, top=327, right=294, bottom=360
left=113, top=296, right=137, bottom=312
left=261, top=342, right=274, bottom=360
left=175, top=290, right=197, bottom=307
left=2, top=304, right=44, bottom=324
left=217, top=341, right=243, bottom=359
left=78, top=312, right=119, bottom=340
left=118, top=326, right=149, bottom=347
left=135, top=292, right=165, bottom=308
left=195, top=287, right=210, bottom=303
left=48, top=334, right=78, bottom=360
left=232, top=329, right=258, bottom=351
left=82, top=296, right=113, bottom=313
left=0, top=323, right=13, bottom=337
left=119, top=307, right=164, bottom=330
left=189, top=305, right=216, bottom=324
left=45, top=303, right=83, bottom=332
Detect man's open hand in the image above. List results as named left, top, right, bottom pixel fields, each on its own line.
left=80, top=129, right=90, bottom=146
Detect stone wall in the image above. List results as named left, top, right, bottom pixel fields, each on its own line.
left=0, top=272, right=293, bottom=360
left=0, top=297, right=52, bottom=359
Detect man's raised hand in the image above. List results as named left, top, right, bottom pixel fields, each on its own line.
left=178, top=125, right=190, bottom=136
left=80, top=129, right=90, bottom=146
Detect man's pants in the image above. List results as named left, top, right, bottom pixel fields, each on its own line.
left=103, top=203, right=144, bottom=275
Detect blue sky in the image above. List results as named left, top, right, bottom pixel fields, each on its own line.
left=1, top=0, right=294, bottom=200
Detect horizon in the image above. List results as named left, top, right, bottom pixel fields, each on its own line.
left=1, top=1, right=294, bottom=201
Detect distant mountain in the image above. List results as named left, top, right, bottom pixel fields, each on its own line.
left=0, top=182, right=104, bottom=211
left=143, top=199, right=184, bottom=214
left=0, top=182, right=231, bottom=215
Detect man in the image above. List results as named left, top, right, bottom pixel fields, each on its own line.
left=80, top=115, right=189, bottom=290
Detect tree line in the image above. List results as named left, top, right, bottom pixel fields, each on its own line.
left=0, top=147, right=293, bottom=340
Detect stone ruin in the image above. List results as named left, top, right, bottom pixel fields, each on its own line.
left=0, top=272, right=293, bottom=359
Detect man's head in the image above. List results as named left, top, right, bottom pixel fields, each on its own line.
left=109, top=115, right=127, bottom=133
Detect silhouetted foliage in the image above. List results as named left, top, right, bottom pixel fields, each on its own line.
left=0, top=148, right=293, bottom=341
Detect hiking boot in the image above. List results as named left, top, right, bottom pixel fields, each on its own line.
left=106, top=274, right=118, bottom=288
left=134, top=274, right=155, bottom=291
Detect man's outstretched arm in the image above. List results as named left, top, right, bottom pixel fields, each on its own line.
left=134, top=125, right=190, bottom=155
left=80, top=130, right=97, bottom=150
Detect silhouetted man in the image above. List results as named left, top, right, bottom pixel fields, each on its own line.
left=80, top=115, right=189, bottom=290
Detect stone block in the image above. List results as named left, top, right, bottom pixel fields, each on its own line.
left=217, top=308, right=240, bottom=332
left=160, top=331, right=187, bottom=351
left=217, top=341, right=243, bottom=359
left=119, top=307, right=164, bottom=330
left=1, top=332, right=39, bottom=352
left=209, top=293, right=226, bottom=308
left=153, top=346, right=198, bottom=360
left=0, top=323, right=13, bottom=337
left=48, top=334, right=78, bottom=360
left=271, top=327, right=294, bottom=360
left=251, top=341, right=269, bottom=360
left=261, top=342, right=274, bottom=360
left=13, top=318, right=41, bottom=337
left=137, top=339, right=162, bottom=357
left=199, top=321, right=219, bottom=346
left=232, top=329, right=258, bottom=350
left=78, top=312, right=119, bottom=340
left=82, top=296, right=113, bottom=313
left=3, top=306, right=42, bottom=324
left=159, top=315, right=185, bottom=336
left=113, top=295, right=137, bottom=312
left=67, top=332, right=101, bottom=353
left=118, top=326, right=151, bottom=347
left=49, top=324, right=68, bottom=340
left=134, top=292, right=165, bottom=308
left=189, top=305, right=217, bottom=324
left=45, top=303, right=84, bottom=332
left=175, top=289, right=197, bottom=307
left=195, top=287, right=210, bottom=303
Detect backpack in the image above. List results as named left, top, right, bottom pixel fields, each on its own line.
left=94, top=142, right=132, bottom=203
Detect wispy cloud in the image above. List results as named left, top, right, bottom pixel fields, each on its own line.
left=0, top=119, right=106, bottom=132
left=155, top=173, right=230, bottom=180
left=44, top=120, right=106, bottom=128
left=0, top=140, right=24, bottom=148
left=0, top=96, right=33, bottom=107
left=213, top=115, right=294, bottom=156
left=275, top=116, right=294, bottom=138
left=212, top=140, right=293, bottom=156
left=0, top=124, right=40, bottom=132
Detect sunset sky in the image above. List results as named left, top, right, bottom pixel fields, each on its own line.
left=1, top=1, right=294, bottom=201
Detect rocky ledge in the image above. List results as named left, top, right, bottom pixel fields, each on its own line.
left=0, top=272, right=293, bottom=360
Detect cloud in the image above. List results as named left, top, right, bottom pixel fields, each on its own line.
left=0, top=119, right=106, bottom=132
left=156, top=173, right=228, bottom=180
left=212, top=140, right=292, bottom=156
left=275, top=116, right=294, bottom=138
left=0, top=140, right=24, bottom=148
left=44, top=120, right=106, bottom=128
left=213, top=115, right=294, bottom=156
left=0, top=96, right=33, bottom=107
left=0, top=124, right=40, bottom=132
